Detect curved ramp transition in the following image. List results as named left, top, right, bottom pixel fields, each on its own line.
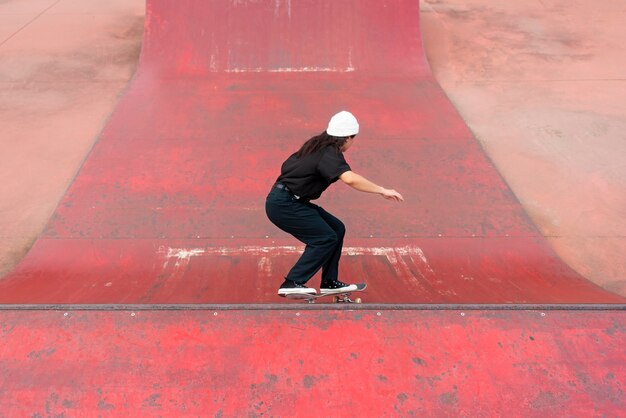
left=0, top=0, right=623, bottom=304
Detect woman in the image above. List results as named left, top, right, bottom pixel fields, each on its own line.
left=266, top=111, right=404, bottom=296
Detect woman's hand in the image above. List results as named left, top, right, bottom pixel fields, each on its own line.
left=381, top=188, right=404, bottom=202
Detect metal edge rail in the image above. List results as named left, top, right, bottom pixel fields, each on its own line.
left=0, top=303, right=625, bottom=311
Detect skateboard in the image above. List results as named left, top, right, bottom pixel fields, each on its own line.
left=284, top=283, right=367, bottom=304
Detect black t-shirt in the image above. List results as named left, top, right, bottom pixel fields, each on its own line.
left=276, top=146, right=351, bottom=200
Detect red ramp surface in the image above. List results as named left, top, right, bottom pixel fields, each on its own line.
left=0, top=308, right=624, bottom=416
left=1, top=1, right=624, bottom=416
left=0, top=0, right=623, bottom=304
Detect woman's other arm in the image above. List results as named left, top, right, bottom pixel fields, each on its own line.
left=339, top=171, right=404, bottom=202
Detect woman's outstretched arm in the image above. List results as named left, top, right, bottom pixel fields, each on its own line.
left=339, top=171, right=404, bottom=202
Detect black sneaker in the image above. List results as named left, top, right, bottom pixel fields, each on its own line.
left=277, top=280, right=317, bottom=296
left=320, top=279, right=358, bottom=294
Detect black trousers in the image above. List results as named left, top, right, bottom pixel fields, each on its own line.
left=265, top=186, right=345, bottom=285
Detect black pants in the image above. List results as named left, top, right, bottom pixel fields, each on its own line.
left=265, top=186, right=345, bottom=285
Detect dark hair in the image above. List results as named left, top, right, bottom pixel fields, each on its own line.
left=295, top=131, right=352, bottom=158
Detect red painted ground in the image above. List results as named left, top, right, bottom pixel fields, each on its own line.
left=1, top=1, right=625, bottom=415
left=0, top=309, right=624, bottom=416
left=0, top=0, right=622, bottom=304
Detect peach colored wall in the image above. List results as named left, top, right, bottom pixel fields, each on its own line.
left=0, top=0, right=144, bottom=276
left=421, top=0, right=626, bottom=294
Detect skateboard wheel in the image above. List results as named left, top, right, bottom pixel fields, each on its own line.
left=333, top=296, right=340, bottom=303
left=354, top=298, right=362, bottom=304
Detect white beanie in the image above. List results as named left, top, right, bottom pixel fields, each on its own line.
left=326, top=111, right=359, bottom=137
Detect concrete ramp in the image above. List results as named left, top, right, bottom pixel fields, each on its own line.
left=0, top=307, right=624, bottom=415
left=0, top=0, right=623, bottom=304
left=1, top=1, right=625, bottom=415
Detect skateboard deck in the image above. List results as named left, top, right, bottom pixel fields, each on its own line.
left=284, top=283, right=367, bottom=304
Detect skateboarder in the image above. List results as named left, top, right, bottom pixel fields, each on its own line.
left=266, top=111, right=404, bottom=296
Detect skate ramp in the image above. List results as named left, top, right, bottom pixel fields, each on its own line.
left=0, top=0, right=623, bottom=304
left=1, top=1, right=624, bottom=415
left=0, top=308, right=624, bottom=416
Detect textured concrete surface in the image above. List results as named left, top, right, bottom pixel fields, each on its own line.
left=2, top=0, right=622, bottom=304
left=0, top=0, right=144, bottom=275
left=421, top=0, right=626, bottom=294
left=1, top=308, right=624, bottom=415
left=0, top=0, right=624, bottom=295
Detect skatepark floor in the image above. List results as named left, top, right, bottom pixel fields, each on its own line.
left=0, top=0, right=624, bottom=295
left=0, top=1, right=623, bottom=415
